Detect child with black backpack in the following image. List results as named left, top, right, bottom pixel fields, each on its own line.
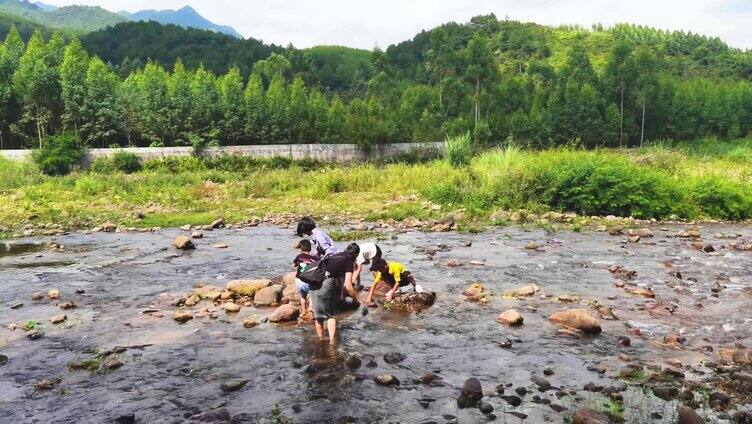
left=293, top=239, right=317, bottom=318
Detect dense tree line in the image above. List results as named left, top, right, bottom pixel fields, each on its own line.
left=0, top=28, right=374, bottom=149
left=81, top=21, right=284, bottom=81
left=1, top=14, right=752, bottom=150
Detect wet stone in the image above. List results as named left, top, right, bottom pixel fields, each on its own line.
left=114, top=415, right=136, bottom=424
left=478, top=401, right=494, bottom=414
left=197, top=408, right=231, bottom=422
left=549, top=404, right=567, bottom=413
left=503, top=395, right=522, bottom=407
left=457, top=378, right=483, bottom=409
left=223, top=302, right=241, bottom=313
left=172, top=236, right=195, bottom=250
left=268, top=304, right=300, bottom=323
left=709, top=391, right=731, bottom=409
left=172, top=311, right=193, bottom=323
left=515, top=387, right=527, bottom=396
left=531, top=375, right=552, bottom=391
left=374, top=374, right=399, bottom=386
left=652, top=385, right=679, bottom=401
left=26, top=330, right=43, bottom=340
left=583, top=382, right=601, bottom=392
left=104, top=359, right=124, bottom=370
left=50, top=314, right=67, bottom=324
left=383, top=352, right=407, bottom=364
left=59, top=301, right=76, bottom=310
left=548, top=309, right=602, bottom=334
left=344, top=355, right=361, bottom=370
left=497, top=309, right=523, bottom=326
left=220, top=379, right=249, bottom=392
left=662, top=367, right=685, bottom=380
left=253, top=285, right=283, bottom=307
left=573, top=408, right=613, bottom=424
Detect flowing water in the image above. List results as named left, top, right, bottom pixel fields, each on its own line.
left=0, top=225, right=751, bottom=423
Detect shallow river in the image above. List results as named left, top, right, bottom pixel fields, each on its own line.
left=1, top=224, right=751, bottom=423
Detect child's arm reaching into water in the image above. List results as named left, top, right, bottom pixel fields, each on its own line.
left=365, top=271, right=381, bottom=304
left=385, top=271, right=401, bottom=302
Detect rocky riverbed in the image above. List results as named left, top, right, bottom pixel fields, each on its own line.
left=1, top=224, right=751, bottom=423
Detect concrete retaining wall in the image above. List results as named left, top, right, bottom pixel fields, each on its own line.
left=0, top=142, right=444, bottom=164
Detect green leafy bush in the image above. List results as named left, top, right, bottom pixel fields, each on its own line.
left=689, top=179, right=752, bottom=220
left=445, top=133, right=473, bottom=166
left=32, top=133, right=85, bottom=176
left=423, top=179, right=469, bottom=205
left=142, top=155, right=323, bottom=173
left=91, top=151, right=142, bottom=174
left=543, top=161, right=684, bottom=219
left=110, top=151, right=141, bottom=173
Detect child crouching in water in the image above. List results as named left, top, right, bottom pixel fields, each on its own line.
left=366, top=258, right=418, bottom=304
left=293, top=239, right=317, bottom=317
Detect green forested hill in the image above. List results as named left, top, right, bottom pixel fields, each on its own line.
left=1, top=13, right=752, bottom=150
left=0, top=11, right=55, bottom=39
left=0, top=1, right=125, bottom=32
left=303, top=45, right=373, bottom=93
left=82, top=23, right=374, bottom=92
left=384, top=17, right=752, bottom=82
left=81, top=21, right=282, bottom=78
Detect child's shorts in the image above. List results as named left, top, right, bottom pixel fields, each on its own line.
left=295, top=278, right=310, bottom=298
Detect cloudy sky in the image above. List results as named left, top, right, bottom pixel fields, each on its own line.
left=43, top=0, right=751, bottom=50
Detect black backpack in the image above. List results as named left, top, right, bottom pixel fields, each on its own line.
left=298, top=254, right=329, bottom=289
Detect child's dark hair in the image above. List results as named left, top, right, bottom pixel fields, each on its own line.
left=345, top=243, right=360, bottom=260
left=296, top=217, right=316, bottom=237
left=298, top=239, right=311, bottom=252
left=373, top=258, right=388, bottom=271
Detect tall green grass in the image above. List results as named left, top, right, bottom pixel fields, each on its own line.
left=1, top=140, right=752, bottom=232
left=444, top=133, right=473, bottom=166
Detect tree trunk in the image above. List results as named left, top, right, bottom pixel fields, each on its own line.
left=640, top=99, right=646, bottom=147
left=438, top=74, right=443, bottom=110
left=35, top=106, right=43, bottom=148
left=474, top=77, right=481, bottom=125
left=619, top=88, right=624, bottom=148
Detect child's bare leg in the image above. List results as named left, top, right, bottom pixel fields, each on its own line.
left=407, top=274, right=416, bottom=288
left=327, top=318, right=337, bottom=344
left=314, top=320, right=324, bottom=338
left=300, top=296, right=308, bottom=316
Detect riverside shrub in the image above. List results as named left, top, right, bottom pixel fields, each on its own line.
left=445, top=133, right=473, bottom=166
left=32, top=133, right=85, bottom=176
left=91, top=151, right=141, bottom=174
left=689, top=179, right=752, bottom=220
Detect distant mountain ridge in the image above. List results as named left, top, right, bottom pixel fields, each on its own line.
left=0, top=1, right=242, bottom=37
left=33, top=1, right=56, bottom=11
left=0, top=1, right=126, bottom=32
left=119, top=6, right=241, bottom=38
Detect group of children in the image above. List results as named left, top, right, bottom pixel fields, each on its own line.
left=292, top=217, right=420, bottom=326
